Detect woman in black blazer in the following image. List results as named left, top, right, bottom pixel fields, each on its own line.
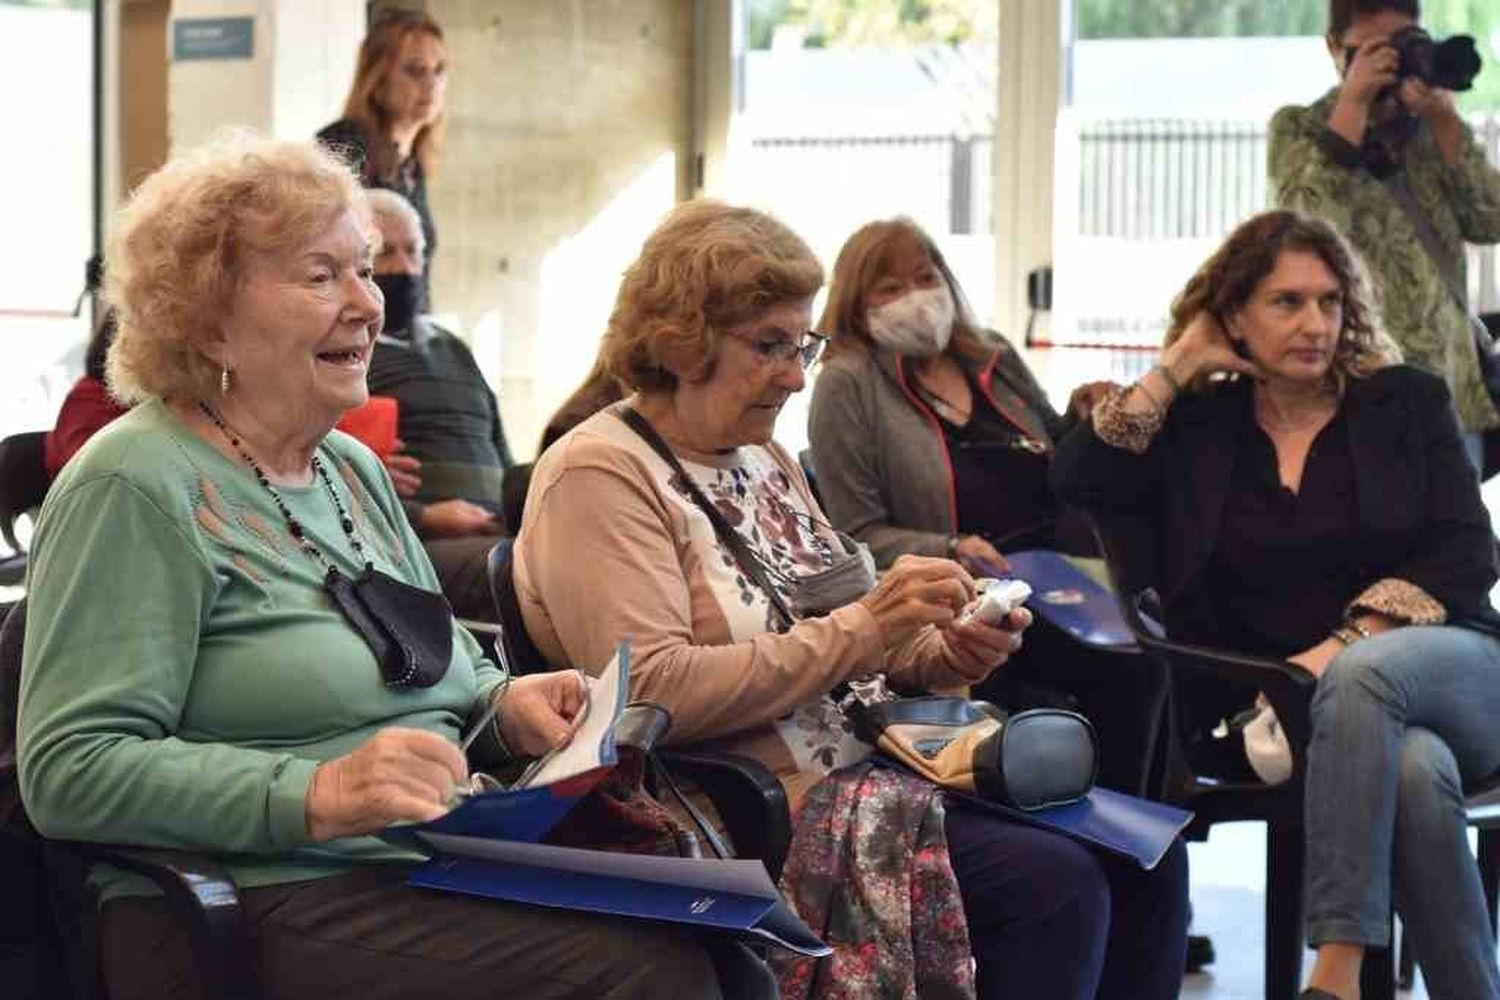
left=1053, top=210, right=1500, bottom=1000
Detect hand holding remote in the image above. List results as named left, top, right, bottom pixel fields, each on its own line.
left=956, top=578, right=1032, bottom=627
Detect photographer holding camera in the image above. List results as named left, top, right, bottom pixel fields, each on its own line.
left=1270, top=1, right=1500, bottom=466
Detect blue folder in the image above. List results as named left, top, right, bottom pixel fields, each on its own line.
left=993, top=549, right=1137, bottom=649
left=944, top=785, right=1192, bottom=870
left=405, top=835, right=831, bottom=957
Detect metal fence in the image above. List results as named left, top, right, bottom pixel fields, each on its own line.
left=1076, top=119, right=1268, bottom=239
left=745, top=133, right=994, bottom=237
left=745, top=114, right=1500, bottom=350
left=1070, top=113, right=1500, bottom=317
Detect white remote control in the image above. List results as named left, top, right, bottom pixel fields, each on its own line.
left=957, top=578, right=1032, bottom=627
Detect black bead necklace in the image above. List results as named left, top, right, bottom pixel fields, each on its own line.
left=198, top=402, right=372, bottom=575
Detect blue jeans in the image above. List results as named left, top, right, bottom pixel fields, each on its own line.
left=1306, top=625, right=1500, bottom=999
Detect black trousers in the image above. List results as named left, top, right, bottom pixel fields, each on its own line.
left=100, top=866, right=776, bottom=1000
left=945, top=806, right=1189, bottom=1000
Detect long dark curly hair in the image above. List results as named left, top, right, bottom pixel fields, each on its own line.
left=1163, top=210, right=1394, bottom=387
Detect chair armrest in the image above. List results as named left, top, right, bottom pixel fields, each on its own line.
left=57, top=841, right=258, bottom=1000
left=457, top=619, right=503, bottom=636
left=657, top=749, right=792, bottom=881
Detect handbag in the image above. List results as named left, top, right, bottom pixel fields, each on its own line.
left=842, top=691, right=1098, bottom=811
left=617, top=408, right=1099, bottom=811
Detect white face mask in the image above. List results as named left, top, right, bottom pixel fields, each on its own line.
left=866, top=284, right=956, bottom=357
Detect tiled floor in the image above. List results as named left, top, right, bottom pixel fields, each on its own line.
left=1180, top=822, right=1447, bottom=1000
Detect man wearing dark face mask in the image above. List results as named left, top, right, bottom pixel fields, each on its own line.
left=1269, top=0, right=1500, bottom=466
left=364, top=189, right=513, bottom=619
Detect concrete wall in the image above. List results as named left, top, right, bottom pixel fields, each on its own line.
left=168, top=0, right=361, bottom=151
left=405, top=0, right=696, bottom=457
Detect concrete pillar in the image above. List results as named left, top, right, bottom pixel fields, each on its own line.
left=693, top=0, right=740, bottom=197
left=167, top=0, right=363, bottom=153
left=416, top=0, right=696, bottom=457
left=994, top=0, right=1061, bottom=344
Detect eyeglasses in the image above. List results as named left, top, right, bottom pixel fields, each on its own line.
left=731, top=331, right=827, bottom=371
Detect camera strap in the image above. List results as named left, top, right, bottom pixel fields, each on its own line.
left=1378, top=171, right=1498, bottom=356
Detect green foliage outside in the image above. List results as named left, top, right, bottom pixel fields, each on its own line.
left=748, top=0, right=991, bottom=49
left=748, top=0, right=1499, bottom=110
left=1076, top=0, right=1500, bottom=109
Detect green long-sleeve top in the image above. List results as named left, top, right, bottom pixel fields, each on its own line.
left=17, top=399, right=508, bottom=898
left=1269, top=88, right=1500, bottom=432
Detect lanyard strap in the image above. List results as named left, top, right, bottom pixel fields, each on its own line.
left=618, top=408, right=796, bottom=632
left=1379, top=172, right=1496, bottom=351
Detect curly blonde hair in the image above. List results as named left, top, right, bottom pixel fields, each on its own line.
left=601, top=200, right=824, bottom=392
left=1163, top=209, right=1395, bottom=387
left=105, top=134, right=371, bottom=404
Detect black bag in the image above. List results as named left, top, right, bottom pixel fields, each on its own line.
left=844, top=694, right=1099, bottom=811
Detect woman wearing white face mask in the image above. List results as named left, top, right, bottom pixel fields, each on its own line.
left=808, top=218, right=1116, bottom=573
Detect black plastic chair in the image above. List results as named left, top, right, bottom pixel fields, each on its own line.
left=0, top=599, right=258, bottom=1000
left=0, top=432, right=48, bottom=587
left=1089, top=513, right=1398, bottom=1000
left=797, top=450, right=823, bottom=509
left=487, top=539, right=793, bottom=878
left=1481, top=314, right=1500, bottom=482
left=1093, top=512, right=1500, bottom=998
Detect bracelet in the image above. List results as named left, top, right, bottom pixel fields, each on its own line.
left=1134, top=378, right=1168, bottom=412
left=1152, top=363, right=1183, bottom=395
left=946, top=535, right=961, bottom=559
left=1331, top=627, right=1357, bottom=646
left=1344, top=617, right=1374, bottom=640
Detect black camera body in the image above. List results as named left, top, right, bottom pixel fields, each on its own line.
left=1348, top=27, right=1483, bottom=93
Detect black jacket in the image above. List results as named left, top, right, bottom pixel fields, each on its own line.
left=1051, top=365, right=1500, bottom=645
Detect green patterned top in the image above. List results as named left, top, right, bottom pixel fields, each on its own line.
left=1269, top=88, right=1500, bottom=431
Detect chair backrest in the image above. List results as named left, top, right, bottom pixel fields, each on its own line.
left=0, top=433, right=49, bottom=555
left=797, top=450, right=824, bottom=509
left=2, top=600, right=26, bottom=790
left=485, top=539, right=549, bottom=676
left=1087, top=511, right=1318, bottom=791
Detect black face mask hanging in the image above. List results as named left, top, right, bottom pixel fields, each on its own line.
left=374, top=273, right=422, bottom=337
left=199, top=403, right=453, bottom=688
left=325, top=563, right=454, bottom=688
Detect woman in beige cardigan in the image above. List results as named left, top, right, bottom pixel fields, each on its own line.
left=514, top=199, right=1188, bottom=999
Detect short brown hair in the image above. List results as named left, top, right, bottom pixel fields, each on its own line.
left=817, top=217, right=991, bottom=365
left=601, top=200, right=823, bottom=393
left=105, top=134, right=371, bottom=404
left=340, top=9, right=446, bottom=181
left=1163, top=209, right=1394, bottom=386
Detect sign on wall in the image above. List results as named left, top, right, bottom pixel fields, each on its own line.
left=172, top=17, right=255, bottom=61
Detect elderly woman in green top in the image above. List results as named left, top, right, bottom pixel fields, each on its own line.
left=1269, top=0, right=1500, bottom=459
left=15, top=136, right=748, bottom=1000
